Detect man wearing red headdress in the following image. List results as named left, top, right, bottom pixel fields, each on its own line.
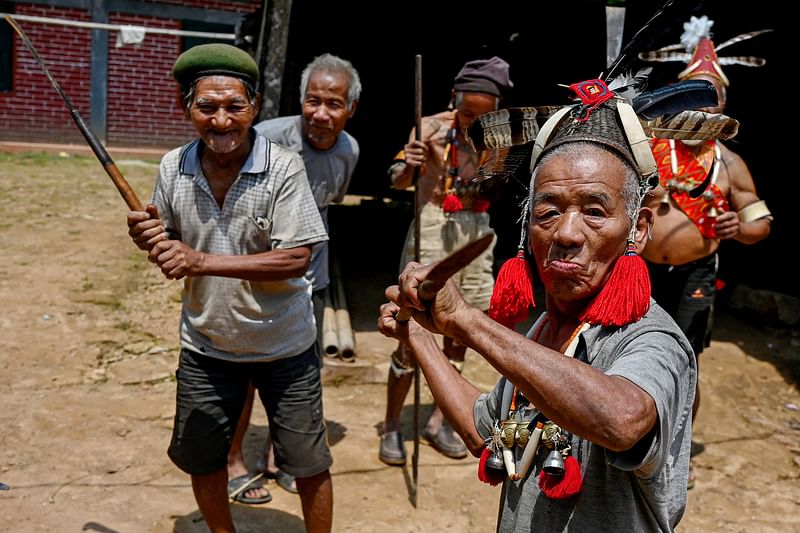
left=639, top=15, right=773, bottom=489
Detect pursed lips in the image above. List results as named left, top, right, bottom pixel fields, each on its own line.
left=544, top=258, right=582, bottom=273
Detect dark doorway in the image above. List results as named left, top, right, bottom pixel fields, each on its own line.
left=278, top=0, right=796, bottom=296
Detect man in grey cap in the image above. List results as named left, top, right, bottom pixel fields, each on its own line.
left=127, top=43, right=333, bottom=532
left=379, top=56, right=512, bottom=466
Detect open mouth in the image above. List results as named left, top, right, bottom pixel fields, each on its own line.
left=205, top=130, right=241, bottom=152
left=309, top=126, right=332, bottom=136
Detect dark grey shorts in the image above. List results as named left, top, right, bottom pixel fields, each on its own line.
left=648, top=253, right=717, bottom=356
left=168, top=345, right=332, bottom=477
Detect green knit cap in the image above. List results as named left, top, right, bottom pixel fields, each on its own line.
left=172, top=43, right=259, bottom=90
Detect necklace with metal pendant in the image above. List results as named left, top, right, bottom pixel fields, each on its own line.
left=487, top=314, right=588, bottom=481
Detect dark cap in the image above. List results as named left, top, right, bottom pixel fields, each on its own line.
left=172, top=43, right=259, bottom=90
left=543, top=102, right=639, bottom=173
left=531, top=79, right=658, bottom=193
left=453, top=56, right=513, bottom=97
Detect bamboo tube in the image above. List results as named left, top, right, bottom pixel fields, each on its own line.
left=321, top=285, right=339, bottom=358
left=332, top=256, right=356, bottom=361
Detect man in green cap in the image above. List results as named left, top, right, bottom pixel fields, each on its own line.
left=127, top=43, right=333, bottom=532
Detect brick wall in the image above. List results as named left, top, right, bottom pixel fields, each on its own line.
left=0, top=5, right=92, bottom=144
left=106, top=13, right=193, bottom=147
left=1, top=1, right=260, bottom=149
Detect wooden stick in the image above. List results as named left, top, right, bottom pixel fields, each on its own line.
left=4, top=15, right=144, bottom=212
left=411, top=53, right=422, bottom=509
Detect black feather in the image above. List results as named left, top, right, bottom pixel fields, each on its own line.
left=632, top=79, right=717, bottom=120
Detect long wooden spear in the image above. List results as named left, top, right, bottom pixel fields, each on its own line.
left=410, top=53, right=422, bottom=509
left=3, top=15, right=144, bottom=211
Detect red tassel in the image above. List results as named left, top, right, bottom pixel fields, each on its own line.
left=442, top=193, right=464, bottom=213
left=477, top=447, right=506, bottom=486
left=580, top=242, right=650, bottom=327
left=489, top=249, right=535, bottom=329
left=538, top=455, right=583, bottom=499
left=471, top=198, right=491, bottom=212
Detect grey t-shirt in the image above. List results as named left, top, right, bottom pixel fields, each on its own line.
left=152, top=132, right=328, bottom=362
left=473, top=302, right=696, bottom=532
left=254, top=115, right=360, bottom=290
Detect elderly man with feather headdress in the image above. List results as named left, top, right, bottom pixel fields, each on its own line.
left=377, top=75, right=698, bottom=531
left=638, top=15, right=773, bottom=488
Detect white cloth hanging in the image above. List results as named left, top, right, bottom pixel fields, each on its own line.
left=115, top=25, right=146, bottom=47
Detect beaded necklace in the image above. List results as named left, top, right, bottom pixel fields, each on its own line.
left=652, top=138, right=730, bottom=239
left=441, top=116, right=489, bottom=213
left=664, top=139, right=720, bottom=202
left=441, top=117, right=466, bottom=214
left=493, top=312, right=588, bottom=490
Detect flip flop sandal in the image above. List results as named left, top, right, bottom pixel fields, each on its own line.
left=228, top=472, right=272, bottom=504
left=267, top=469, right=298, bottom=494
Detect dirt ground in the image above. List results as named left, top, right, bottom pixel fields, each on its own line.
left=1, top=148, right=799, bottom=533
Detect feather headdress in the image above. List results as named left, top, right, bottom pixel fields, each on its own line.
left=637, top=15, right=772, bottom=86
left=465, top=0, right=733, bottom=188
left=465, top=78, right=733, bottom=183
left=465, top=0, right=740, bottom=334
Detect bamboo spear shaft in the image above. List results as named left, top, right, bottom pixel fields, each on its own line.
left=411, top=53, right=422, bottom=509
left=3, top=15, right=144, bottom=212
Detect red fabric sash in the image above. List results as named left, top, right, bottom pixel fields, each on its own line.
left=651, top=139, right=729, bottom=239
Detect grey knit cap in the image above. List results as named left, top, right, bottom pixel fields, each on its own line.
left=453, top=56, right=513, bottom=97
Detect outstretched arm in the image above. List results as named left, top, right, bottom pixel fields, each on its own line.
left=389, top=262, right=659, bottom=453
left=378, top=297, right=485, bottom=455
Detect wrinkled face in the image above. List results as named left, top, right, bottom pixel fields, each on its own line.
left=188, top=76, right=258, bottom=154
left=302, top=70, right=355, bottom=150
left=691, top=73, right=727, bottom=114
left=528, top=146, right=631, bottom=305
left=456, top=91, right=499, bottom=129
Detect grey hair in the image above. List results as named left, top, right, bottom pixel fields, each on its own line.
left=529, top=142, right=642, bottom=225
left=299, top=53, right=362, bottom=111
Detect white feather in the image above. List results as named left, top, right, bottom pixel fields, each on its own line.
left=680, top=15, right=714, bottom=52
left=607, top=66, right=652, bottom=101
